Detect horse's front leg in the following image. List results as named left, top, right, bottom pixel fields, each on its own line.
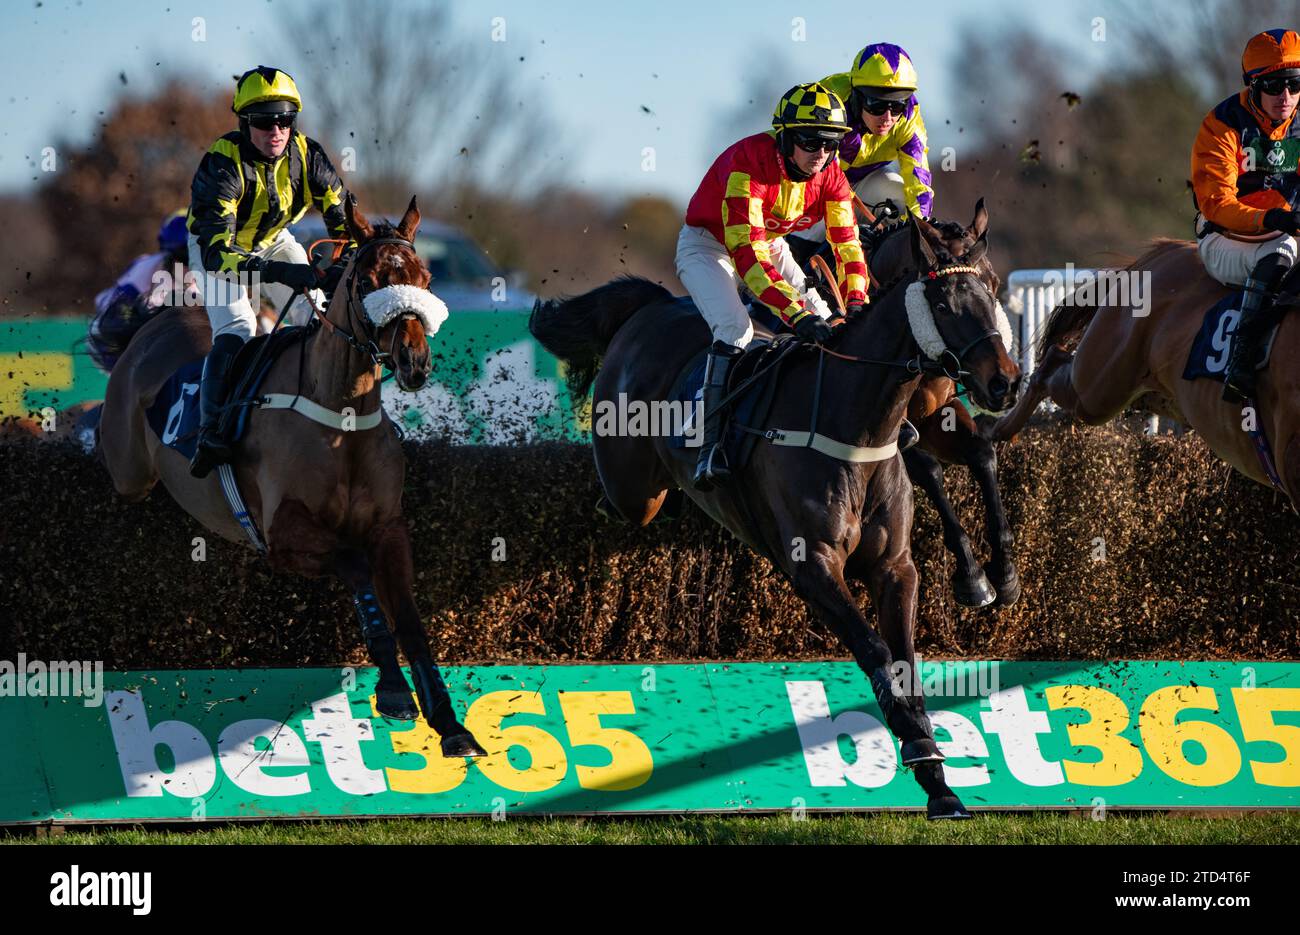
left=962, top=432, right=1020, bottom=606
left=860, top=547, right=971, bottom=820
left=268, top=500, right=419, bottom=720
left=334, top=548, right=419, bottom=720
left=367, top=517, right=486, bottom=758
left=902, top=445, right=995, bottom=608
left=789, top=539, right=964, bottom=817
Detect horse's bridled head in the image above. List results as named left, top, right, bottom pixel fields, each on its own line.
left=343, top=195, right=445, bottom=391
left=364, top=287, right=444, bottom=391
left=907, top=219, right=1020, bottom=413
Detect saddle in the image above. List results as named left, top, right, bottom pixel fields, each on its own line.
left=218, top=323, right=315, bottom=438
left=669, top=333, right=805, bottom=474
left=145, top=323, right=313, bottom=461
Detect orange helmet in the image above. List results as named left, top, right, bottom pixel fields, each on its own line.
left=1242, top=29, right=1300, bottom=83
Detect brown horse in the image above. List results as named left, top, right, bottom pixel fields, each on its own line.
left=530, top=218, right=1020, bottom=819
left=991, top=239, right=1300, bottom=505
left=99, top=196, right=485, bottom=757
left=791, top=202, right=1022, bottom=609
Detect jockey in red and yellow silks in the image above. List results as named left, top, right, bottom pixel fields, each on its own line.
left=684, top=132, right=867, bottom=326
left=1190, top=28, right=1300, bottom=402
left=676, top=82, right=866, bottom=490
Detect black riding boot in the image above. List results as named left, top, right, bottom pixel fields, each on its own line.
left=189, top=333, right=244, bottom=478
left=693, top=341, right=744, bottom=491
left=1223, top=254, right=1291, bottom=403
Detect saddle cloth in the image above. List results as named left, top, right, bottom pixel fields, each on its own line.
left=1182, top=291, right=1282, bottom=383
left=667, top=334, right=803, bottom=475
left=145, top=325, right=311, bottom=459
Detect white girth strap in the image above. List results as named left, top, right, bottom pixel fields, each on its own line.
left=258, top=393, right=384, bottom=431
left=761, top=428, right=899, bottom=463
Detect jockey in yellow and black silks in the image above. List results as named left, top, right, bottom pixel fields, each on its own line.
left=186, top=65, right=352, bottom=478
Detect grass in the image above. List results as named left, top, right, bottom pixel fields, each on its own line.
left=7, top=811, right=1300, bottom=845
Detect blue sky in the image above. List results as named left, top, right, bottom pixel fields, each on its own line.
left=2, top=0, right=1136, bottom=203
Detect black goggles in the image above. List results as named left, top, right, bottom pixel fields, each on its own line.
left=792, top=134, right=840, bottom=154
left=1256, top=75, right=1300, bottom=96
left=862, top=97, right=908, bottom=117
left=246, top=112, right=298, bottom=130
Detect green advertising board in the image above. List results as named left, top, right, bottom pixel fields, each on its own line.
left=1, top=660, right=1296, bottom=823
left=0, top=313, right=584, bottom=442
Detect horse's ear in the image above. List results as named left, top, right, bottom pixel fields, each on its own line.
left=969, top=197, right=989, bottom=239
left=397, top=196, right=420, bottom=242
left=911, top=217, right=939, bottom=270
left=345, top=193, right=374, bottom=243
left=966, top=231, right=989, bottom=266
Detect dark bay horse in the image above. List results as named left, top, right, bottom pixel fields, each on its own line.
left=99, top=196, right=485, bottom=757
left=790, top=201, right=1022, bottom=608
left=530, top=219, right=1020, bottom=818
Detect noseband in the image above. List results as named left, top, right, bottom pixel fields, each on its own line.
left=912, top=263, right=1002, bottom=380
left=314, top=236, right=421, bottom=374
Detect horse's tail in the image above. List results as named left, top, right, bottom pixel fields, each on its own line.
left=1032, top=294, right=1100, bottom=363
left=1033, top=237, right=1189, bottom=363
left=529, top=275, right=671, bottom=399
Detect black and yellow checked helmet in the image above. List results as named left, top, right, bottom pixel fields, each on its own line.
left=772, top=82, right=850, bottom=139
left=232, top=66, right=303, bottom=115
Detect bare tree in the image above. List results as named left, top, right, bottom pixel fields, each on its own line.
left=277, top=0, right=557, bottom=212
left=1109, top=0, right=1300, bottom=102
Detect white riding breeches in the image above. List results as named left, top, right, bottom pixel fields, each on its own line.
left=1197, top=228, right=1299, bottom=287
left=188, top=228, right=322, bottom=342
left=675, top=224, right=832, bottom=349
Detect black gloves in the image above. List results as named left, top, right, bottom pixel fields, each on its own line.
left=318, top=262, right=348, bottom=294
left=794, top=313, right=834, bottom=345
left=845, top=301, right=865, bottom=319
left=241, top=255, right=317, bottom=291
left=1262, top=208, right=1300, bottom=236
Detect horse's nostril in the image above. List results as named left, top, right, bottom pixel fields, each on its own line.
left=990, top=375, right=1010, bottom=398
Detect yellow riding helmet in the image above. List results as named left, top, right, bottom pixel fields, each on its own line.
left=1242, top=29, right=1300, bottom=83
left=772, top=82, right=850, bottom=137
left=850, top=43, right=919, bottom=102
left=232, top=66, right=303, bottom=115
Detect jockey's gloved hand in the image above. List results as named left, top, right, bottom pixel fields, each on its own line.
left=845, top=301, right=865, bottom=318
left=1263, top=208, right=1300, bottom=236
left=318, top=261, right=348, bottom=294
left=254, top=260, right=318, bottom=291
left=794, top=313, right=833, bottom=346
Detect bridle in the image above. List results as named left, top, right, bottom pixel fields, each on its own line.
left=310, top=235, right=423, bottom=375
left=910, top=263, right=1002, bottom=378
left=818, top=262, right=1002, bottom=381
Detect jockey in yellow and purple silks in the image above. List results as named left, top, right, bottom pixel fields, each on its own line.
left=801, top=43, right=932, bottom=241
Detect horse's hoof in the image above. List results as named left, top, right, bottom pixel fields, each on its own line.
left=441, top=732, right=488, bottom=758
left=987, top=564, right=1022, bottom=607
left=927, top=795, right=973, bottom=820
left=953, top=570, right=997, bottom=609
left=376, top=689, right=419, bottom=720
left=901, top=738, right=946, bottom=766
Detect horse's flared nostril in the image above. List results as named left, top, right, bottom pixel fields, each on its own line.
left=989, top=374, right=1010, bottom=401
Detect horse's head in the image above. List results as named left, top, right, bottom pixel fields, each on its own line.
left=340, top=195, right=442, bottom=391
left=905, top=210, right=1020, bottom=413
